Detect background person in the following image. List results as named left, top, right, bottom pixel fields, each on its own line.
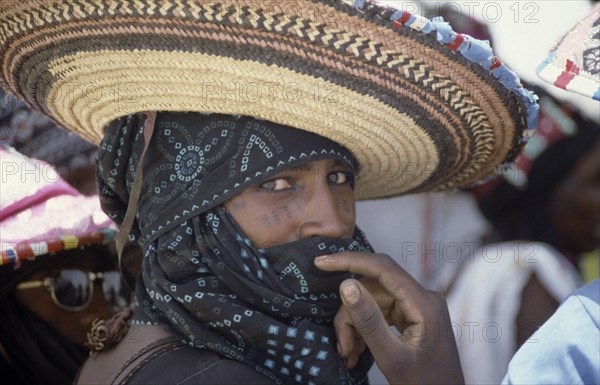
left=0, top=145, right=126, bottom=385
left=502, top=6, right=600, bottom=383
left=445, top=87, right=599, bottom=384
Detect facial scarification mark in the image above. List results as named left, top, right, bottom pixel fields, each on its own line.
left=282, top=206, right=293, bottom=219
left=261, top=213, right=273, bottom=228
left=271, top=210, right=281, bottom=224
left=341, top=199, right=352, bottom=214
left=334, top=197, right=341, bottom=212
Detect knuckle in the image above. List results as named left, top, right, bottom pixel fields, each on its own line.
left=374, top=253, right=397, bottom=269
left=372, top=253, right=404, bottom=277
left=353, top=308, right=383, bottom=338
left=424, top=290, right=450, bottom=317
left=427, top=290, right=446, bottom=304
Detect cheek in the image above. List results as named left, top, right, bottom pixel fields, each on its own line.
left=16, top=291, right=86, bottom=345
left=52, top=313, right=89, bottom=346
left=225, top=198, right=302, bottom=248
left=256, top=207, right=300, bottom=247
left=551, top=183, right=596, bottom=221
left=549, top=183, right=598, bottom=250
left=53, top=300, right=117, bottom=347
left=16, top=289, right=55, bottom=321
left=335, top=191, right=356, bottom=231
left=339, top=196, right=355, bottom=216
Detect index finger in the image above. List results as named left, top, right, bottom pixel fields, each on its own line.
left=315, top=251, right=420, bottom=289
left=315, top=252, right=432, bottom=319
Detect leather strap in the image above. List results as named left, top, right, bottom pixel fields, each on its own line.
left=115, top=112, right=156, bottom=290
left=77, top=324, right=182, bottom=385
left=112, top=335, right=183, bottom=384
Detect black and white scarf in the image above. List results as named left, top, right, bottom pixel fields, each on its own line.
left=98, top=112, right=374, bottom=384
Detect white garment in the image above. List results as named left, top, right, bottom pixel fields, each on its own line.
left=446, top=241, right=582, bottom=385
left=502, top=279, right=600, bottom=385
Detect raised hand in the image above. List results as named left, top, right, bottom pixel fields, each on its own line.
left=315, top=252, right=464, bottom=385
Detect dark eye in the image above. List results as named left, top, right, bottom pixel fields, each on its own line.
left=328, top=171, right=353, bottom=185
left=260, top=178, right=293, bottom=191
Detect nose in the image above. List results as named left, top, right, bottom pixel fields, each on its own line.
left=298, top=183, right=351, bottom=239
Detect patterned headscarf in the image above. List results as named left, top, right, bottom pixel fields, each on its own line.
left=97, top=113, right=374, bottom=384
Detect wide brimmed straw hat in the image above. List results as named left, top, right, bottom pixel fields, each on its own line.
left=0, top=145, right=117, bottom=266
left=0, top=0, right=538, bottom=199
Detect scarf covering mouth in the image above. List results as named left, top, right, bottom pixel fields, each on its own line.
left=97, top=112, right=373, bottom=383
left=134, top=207, right=374, bottom=384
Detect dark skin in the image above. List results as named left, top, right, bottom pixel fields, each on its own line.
left=516, top=273, right=559, bottom=347
left=15, top=245, right=121, bottom=347
left=316, top=253, right=465, bottom=385
left=548, top=139, right=600, bottom=256
left=225, top=159, right=356, bottom=248
left=516, top=139, right=600, bottom=348
left=225, top=159, right=465, bottom=384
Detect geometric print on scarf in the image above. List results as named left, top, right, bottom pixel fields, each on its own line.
left=133, top=206, right=374, bottom=384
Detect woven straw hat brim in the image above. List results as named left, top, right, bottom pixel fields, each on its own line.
left=0, top=0, right=534, bottom=199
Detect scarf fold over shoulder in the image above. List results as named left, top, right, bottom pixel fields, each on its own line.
left=97, top=113, right=373, bottom=384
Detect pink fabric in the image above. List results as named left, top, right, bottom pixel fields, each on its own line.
left=0, top=182, right=77, bottom=221
left=0, top=194, right=115, bottom=245
left=554, top=59, right=580, bottom=90
left=0, top=145, right=116, bottom=263
left=0, top=146, right=77, bottom=218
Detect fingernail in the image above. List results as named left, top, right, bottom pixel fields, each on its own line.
left=340, top=280, right=360, bottom=305
left=314, top=255, right=335, bottom=264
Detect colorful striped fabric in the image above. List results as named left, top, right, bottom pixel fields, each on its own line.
left=537, top=3, right=600, bottom=101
